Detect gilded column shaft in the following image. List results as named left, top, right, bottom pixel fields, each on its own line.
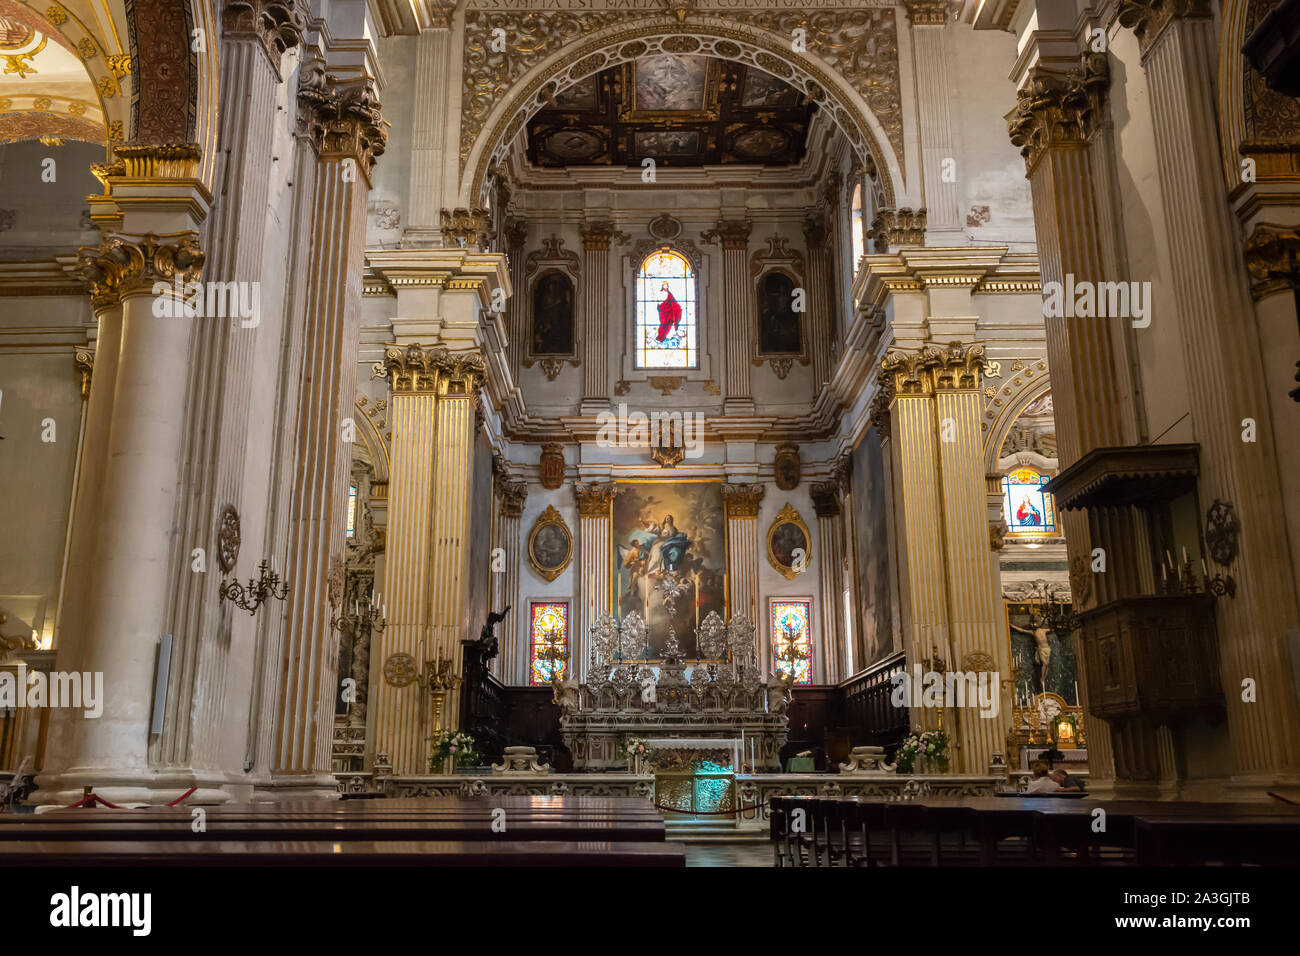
left=803, top=216, right=834, bottom=392
left=1137, top=14, right=1300, bottom=776
left=723, top=483, right=765, bottom=671
left=575, top=481, right=617, bottom=683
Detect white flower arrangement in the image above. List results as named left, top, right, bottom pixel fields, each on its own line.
left=895, top=730, right=950, bottom=774
left=430, top=730, right=479, bottom=771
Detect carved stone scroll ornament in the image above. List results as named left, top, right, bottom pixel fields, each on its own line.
left=221, top=0, right=307, bottom=71
left=1006, top=53, right=1108, bottom=172
left=74, top=232, right=205, bottom=308
left=1115, top=0, right=1211, bottom=53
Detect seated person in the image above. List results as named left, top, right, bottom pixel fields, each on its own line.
left=1050, top=768, right=1086, bottom=792
left=1025, top=761, right=1062, bottom=794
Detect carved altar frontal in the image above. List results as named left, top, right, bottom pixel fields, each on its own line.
left=555, top=609, right=791, bottom=770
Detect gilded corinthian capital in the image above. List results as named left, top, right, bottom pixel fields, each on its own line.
left=1006, top=53, right=1109, bottom=172
left=1243, top=223, right=1300, bottom=300
left=441, top=208, right=493, bottom=250
left=881, top=342, right=989, bottom=394
left=574, top=481, right=619, bottom=516
left=379, top=343, right=485, bottom=394
left=579, top=221, right=628, bottom=251
left=722, top=482, right=765, bottom=518
left=74, top=232, right=205, bottom=308
left=498, top=479, right=528, bottom=518
left=1115, top=0, right=1210, bottom=53
left=222, top=0, right=306, bottom=69
left=702, top=219, right=753, bottom=249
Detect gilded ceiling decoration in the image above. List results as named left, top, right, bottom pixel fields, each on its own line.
left=460, top=9, right=903, bottom=198
left=526, top=55, right=816, bottom=168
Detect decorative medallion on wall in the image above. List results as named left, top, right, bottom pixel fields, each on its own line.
left=651, top=440, right=684, bottom=468
left=539, top=442, right=566, bottom=490
left=774, top=443, right=800, bottom=490
left=383, top=653, right=417, bottom=687
left=1205, top=499, right=1240, bottom=567
left=767, top=503, right=811, bottom=581
left=648, top=375, right=685, bottom=395
left=528, top=505, right=574, bottom=582
left=217, top=505, right=241, bottom=573
left=648, top=213, right=682, bottom=242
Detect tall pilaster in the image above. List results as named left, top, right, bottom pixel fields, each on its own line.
left=723, top=483, right=765, bottom=671
left=370, top=346, right=485, bottom=773
left=710, top=220, right=755, bottom=414
left=504, top=218, right=528, bottom=382
left=904, top=0, right=962, bottom=238
left=403, top=16, right=454, bottom=246
left=492, top=473, right=527, bottom=683
left=579, top=223, right=615, bottom=414
left=802, top=214, right=835, bottom=393
left=274, top=74, right=387, bottom=788
left=575, top=482, right=618, bottom=682
left=1119, top=0, right=1300, bottom=785
left=811, top=482, right=845, bottom=684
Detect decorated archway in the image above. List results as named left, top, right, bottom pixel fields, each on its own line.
left=460, top=13, right=906, bottom=210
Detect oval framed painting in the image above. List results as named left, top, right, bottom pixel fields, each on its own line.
left=767, top=502, right=811, bottom=580
left=528, top=505, right=573, bottom=582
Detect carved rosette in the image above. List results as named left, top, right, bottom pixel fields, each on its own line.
left=75, top=231, right=205, bottom=307
left=1243, top=223, right=1300, bottom=300
left=1115, top=0, right=1210, bottom=53
left=222, top=0, right=306, bottom=70
left=722, top=482, right=765, bottom=519
left=441, top=207, right=493, bottom=249
left=703, top=219, right=753, bottom=249
left=574, top=481, right=619, bottom=517
left=379, top=343, right=485, bottom=395
left=869, top=207, right=926, bottom=252
left=810, top=481, right=841, bottom=518
left=1006, top=53, right=1109, bottom=172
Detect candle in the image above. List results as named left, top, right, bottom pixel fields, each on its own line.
left=1182, top=546, right=1188, bottom=566
left=1165, top=550, right=1173, bottom=568
left=1161, top=564, right=1167, bottom=584
left=1201, top=558, right=1208, bottom=579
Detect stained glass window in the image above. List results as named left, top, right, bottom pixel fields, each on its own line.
left=635, top=249, right=697, bottom=369
left=346, top=483, right=357, bottom=539
left=529, top=602, right=569, bottom=686
left=771, top=600, right=812, bottom=685
left=1002, top=467, right=1056, bottom=534
left=851, top=183, right=864, bottom=263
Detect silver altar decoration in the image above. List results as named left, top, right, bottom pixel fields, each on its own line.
left=559, top=581, right=792, bottom=770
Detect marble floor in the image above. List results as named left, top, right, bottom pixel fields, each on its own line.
left=680, top=840, right=775, bottom=867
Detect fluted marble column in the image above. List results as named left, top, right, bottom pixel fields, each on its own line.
left=575, top=482, right=617, bottom=682
left=803, top=214, right=835, bottom=393
left=403, top=17, right=454, bottom=246
left=1121, top=1, right=1300, bottom=785
left=492, top=476, right=527, bottom=683
left=38, top=227, right=208, bottom=806
left=722, top=483, right=765, bottom=671
left=504, top=219, right=528, bottom=382
left=811, top=482, right=845, bottom=684
left=905, top=0, right=961, bottom=238
left=711, top=220, right=754, bottom=414
left=162, top=3, right=301, bottom=783
left=579, top=223, right=615, bottom=414
left=274, top=75, right=387, bottom=787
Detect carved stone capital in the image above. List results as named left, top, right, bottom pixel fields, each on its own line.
left=811, top=481, right=841, bottom=518
left=498, top=479, right=528, bottom=518
left=579, top=221, right=628, bottom=251
left=379, top=343, right=485, bottom=394
left=802, top=213, right=828, bottom=249
left=868, top=379, right=894, bottom=437
left=869, top=207, right=926, bottom=252
left=703, top=219, right=753, bottom=250
left=75, top=231, right=205, bottom=305
left=881, top=342, right=988, bottom=394
left=1006, top=53, right=1109, bottom=172
left=110, top=143, right=204, bottom=181
left=442, top=207, right=493, bottom=250
left=320, top=80, right=388, bottom=179
left=1115, top=0, right=1211, bottom=53
left=1243, top=222, right=1300, bottom=300
left=222, top=0, right=306, bottom=71
left=903, top=0, right=952, bottom=26
left=722, top=482, right=765, bottom=518
left=574, top=480, right=619, bottom=517
left=504, top=216, right=528, bottom=251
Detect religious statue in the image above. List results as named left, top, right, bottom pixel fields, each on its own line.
left=477, top=605, right=511, bottom=663
left=1010, top=620, right=1051, bottom=691
left=637, top=665, right=657, bottom=705
left=655, top=280, right=682, bottom=342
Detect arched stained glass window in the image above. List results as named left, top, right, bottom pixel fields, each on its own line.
left=530, top=602, right=569, bottom=685
left=771, top=599, right=812, bottom=685
left=851, top=183, right=864, bottom=263
left=346, top=483, right=358, bottom=539
left=1002, top=468, right=1057, bottom=535
left=635, top=249, right=697, bottom=369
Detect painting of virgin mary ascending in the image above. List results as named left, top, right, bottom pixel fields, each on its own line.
left=613, top=482, right=727, bottom=658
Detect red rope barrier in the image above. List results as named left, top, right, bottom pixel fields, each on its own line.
left=166, top=786, right=198, bottom=806
left=62, top=793, right=124, bottom=810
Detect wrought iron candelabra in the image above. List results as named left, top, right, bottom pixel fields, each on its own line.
left=1159, top=550, right=1236, bottom=599
left=331, top=594, right=387, bottom=635
left=219, top=560, right=290, bottom=615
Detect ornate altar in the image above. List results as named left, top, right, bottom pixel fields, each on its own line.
left=1005, top=691, right=1088, bottom=771
left=554, top=606, right=790, bottom=771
